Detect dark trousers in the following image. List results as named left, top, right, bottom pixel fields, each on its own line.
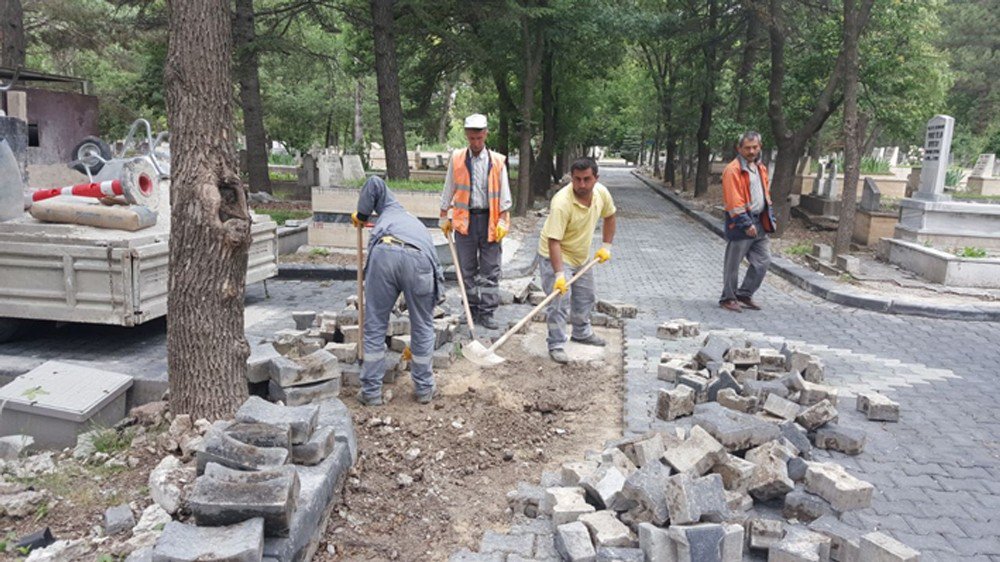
left=720, top=217, right=771, bottom=303
left=455, top=212, right=502, bottom=317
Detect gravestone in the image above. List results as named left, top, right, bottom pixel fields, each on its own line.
left=860, top=178, right=881, bottom=212
left=875, top=147, right=886, bottom=160
left=971, top=154, right=996, bottom=179
left=298, top=154, right=318, bottom=187
left=913, top=115, right=955, bottom=202
left=811, top=161, right=825, bottom=195
left=823, top=161, right=840, bottom=199
left=317, top=152, right=344, bottom=188
left=886, top=147, right=900, bottom=167
left=342, top=154, right=366, bottom=182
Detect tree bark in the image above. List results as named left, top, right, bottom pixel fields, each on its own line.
left=694, top=0, right=719, bottom=198
left=166, top=0, right=251, bottom=420
left=436, top=80, right=455, bottom=145
left=234, top=0, right=272, bottom=194
left=834, top=0, right=874, bottom=257
left=370, top=0, right=409, bottom=179
left=515, top=11, right=544, bottom=216
left=0, top=0, right=25, bottom=69
left=354, top=80, right=365, bottom=145
left=531, top=42, right=555, bottom=198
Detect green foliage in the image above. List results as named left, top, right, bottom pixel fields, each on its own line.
left=859, top=157, right=891, bottom=175
left=784, top=242, right=813, bottom=256
left=255, top=209, right=311, bottom=226
left=269, top=172, right=297, bottom=182
left=309, top=247, right=330, bottom=257
left=945, top=166, right=965, bottom=188
left=90, top=427, right=134, bottom=455
left=954, top=246, right=987, bottom=259
left=268, top=153, right=297, bottom=166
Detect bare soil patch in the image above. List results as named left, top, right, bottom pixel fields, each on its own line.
left=315, top=325, right=623, bottom=562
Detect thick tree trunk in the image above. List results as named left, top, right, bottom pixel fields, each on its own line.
left=234, top=0, right=272, bottom=194
left=834, top=0, right=873, bottom=257
left=0, top=0, right=25, bottom=69
left=694, top=98, right=713, bottom=197
left=665, top=137, right=677, bottom=187
left=531, top=44, right=555, bottom=198
left=770, top=140, right=806, bottom=230
left=166, top=0, right=251, bottom=420
left=436, top=81, right=455, bottom=145
left=515, top=14, right=543, bottom=216
left=370, top=0, right=409, bottom=179
left=354, top=80, right=365, bottom=145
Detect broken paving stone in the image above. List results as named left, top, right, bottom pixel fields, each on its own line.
left=656, top=385, right=695, bottom=421
left=725, top=490, right=753, bottom=513
left=796, top=399, right=838, bottom=431
left=658, top=359, right=695, bottom=382
left=291, top=425, right=336, bottom=465
left=712, top=453, right=755, bottom=493
left=507, top=482, right=546, bottom=518
left=803, top=360, right=825, bottom=383
left=769, top=527, right=832, bottom=562
left=696, top=335, right=733, bottom=367
left=601, top=447, right=638, bottom=476
left=389, top=315, right=410, bottom=336
left=596, top=300, right=637, bottom=319
left=433, top=346, right=456, bottom=369
left=742, top=379, right=791, bottom=403
left=668, top=523, right=743, bottom=562
left=595, top=546, right=643, bottom=561
left=813, top=425, right=866, bottom=455
left=272, top=329, right=307, bottom=355
left=151, top=518, right=264, bottom=562
left=556, top=521, right=598, bottom=562
left=799, top=381, right=838, bottom=407
left=202, top=462, right=300, bottom=501
left=622, top=462, right=671, bottom=526
left=389, top=335, right=411, bottom=353
left=664, top=472, right=728, bottom=525
left=809, top=514, right=864, bottom=562
left=716, top=388, right=756, bottom=414
left=268, top=377, right=341, bottom=407
left=291, top=311, right=316, bottom=331
left=188, top=468, right=297, bottom=537
left=323, top=342, right=358, bottom=364
left=759, top=348, right=786, bottom=372
left=805, top=462, right=874, bottom=512
left=779, top=421, right=812, bottom=460
left=657, top=322, right=684, bottom=340
left=545, top=487, right=596, bottom=525
left=283, top=348, right=340, bottom=387
left=579, top=510, right=635, bottom=547
left=339, top=325, right=361, bottom=344
left=855, top=392, right=899, bottom=422
left=580, top=465, right=631, bottom=511
left=705, top=370, right=743, bottom=402
left=627, top=434, right=665, bottom=468
left=749, top=519, right=785, bottom=550
left=247, top=345, right=281, bottom=384
left=725, top=346, right=760, bottom=367
left=782, top=488, right=836, bottom=523
left=692, top=402, right=781, bottom=452
left=745, top=441, right=795, bottom=501
left=561, top=461, right=600, bottom=487
left=148, top=455, right=196, bottom=515
left=639, top=523, right=673, bottom=562
left=479, top=531, right=534, bottom=557
left=224, top=422, right=291, bottom=450
left=780, top=371, right=807, bottom=393
left=859, top=532, right=920, bottom=562
left=676, top=374, right=709, bottom=398
left=662, top=425, right=726, bottom=476
left=787, top=457, right=809, bottom=482
left=763, top=394, right=801, bottom=421
left=196, top=426, right=289, bottom=474
left=104, top=504, right=135, bottom=536
left=235, top=396, right=318, bottom=445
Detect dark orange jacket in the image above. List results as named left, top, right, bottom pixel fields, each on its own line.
left=722, top=157, right=776, bottom=240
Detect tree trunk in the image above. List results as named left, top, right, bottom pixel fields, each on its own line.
left=652, top=123, right=662, bottom=178
left=234, top=0, right=272, bottom=194
left=515, top=13, right=544, bottom=216
left=729, top=6, right=762, bottom=161
left=436, top=80, right=455, bottom=145
left=694, top=98, right=714, bottom=197
left=834, top=0, right=873, bottom=257
left=0, top=0, right=25, bottom=69
left=531, top=43, right=555, bottom=198
left=370, top=0, right=409, bottom=179
left=353, top=80, right=365, bottom=145
left=497, top=114, right=509, bottom=156
left=165, top=0, right=251, bottom=420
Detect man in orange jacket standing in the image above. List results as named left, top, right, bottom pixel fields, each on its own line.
left=720, top=131, right=777, bottom=312
left=439, top=114, right=512, bottom=330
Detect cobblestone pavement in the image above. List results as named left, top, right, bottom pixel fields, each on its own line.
left=595, top=168, right=1000, bottom=561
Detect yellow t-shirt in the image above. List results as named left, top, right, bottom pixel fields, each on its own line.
left=538, top=182, right=616, bottom=267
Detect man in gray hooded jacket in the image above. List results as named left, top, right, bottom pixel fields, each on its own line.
left=351, top=177, right=445, bottom=405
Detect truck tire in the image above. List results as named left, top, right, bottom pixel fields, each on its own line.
left=0, top=318, right=21, bottom=342
left=70, top=136, right=112, bottom=175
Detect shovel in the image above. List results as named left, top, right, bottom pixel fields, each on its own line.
left=463, top=257, right=601, bottom=367
left=445, top=231, right=481, bottom=342
left=356, top=224, right=365, bottom=362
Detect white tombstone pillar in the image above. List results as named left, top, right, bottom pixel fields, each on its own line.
left=913, top=115, right=955, bottom=202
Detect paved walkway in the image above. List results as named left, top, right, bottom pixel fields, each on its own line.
left=594, top=168, right=1000, bottom=561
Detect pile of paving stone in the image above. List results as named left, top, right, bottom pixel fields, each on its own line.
left=453, top=322, right=918, bottom=562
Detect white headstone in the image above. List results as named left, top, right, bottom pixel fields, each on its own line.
left=823, top=161, right=840, bottom=199
left=914, top=115, right=955, bottom=201
left=971, top=154, right=995, bottom=179
left=811, top=160, right=825, bottom=195
left=342, top=154, right=366, bottom=182
left=317, top=153, right=344, bottom=188
left=886, top=147, right=900, bottom=167
left=876, top=147, right=886, bottom=160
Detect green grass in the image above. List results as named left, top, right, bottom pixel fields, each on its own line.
left=255, top=209, right=311, bottom=226
left=343, top=178, right=443, bottom=192
left=860, top=157, right=891, bottom=175
left=268, top=153, right=297, bottom=166
left=310, top=247, right=331, bottom=257
left=90, top=426, right=134, bottom=455
left=953, top=193, right=1000, bottom=203
left=784, top=242, right=813, bottom=256
left=269, top=171, right=297, bottom=182
left=878, top=196, right=902, bottom=212
left=945, top=166, right=965, bottom=188
left=954, top=246, right=987, bottom=258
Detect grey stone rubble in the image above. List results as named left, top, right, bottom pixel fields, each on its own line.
left=449, top=328, right=919, bottom=562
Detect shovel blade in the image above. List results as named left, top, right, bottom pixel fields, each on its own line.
left=462, top=340, right=505, bottom=367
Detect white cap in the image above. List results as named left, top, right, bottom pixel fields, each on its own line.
left=464, top=113, right=488, bottom=129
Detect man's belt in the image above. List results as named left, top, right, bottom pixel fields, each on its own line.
left=378, top=235, right=420, bottom=250
left=469, top=208, right=490, bottom=215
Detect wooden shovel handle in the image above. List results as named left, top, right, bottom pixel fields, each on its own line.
left=357, top=225, right=365, bottom=361
left=446, top=232, right=478, bottom=340
left=489, top=257, right=601, bottom=353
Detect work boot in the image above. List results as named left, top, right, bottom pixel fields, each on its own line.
left=737, top=296, right=762, bottom=310
left=571, top=333, right=606, bottom=347
left=720, top=299, right=743, bottom=313
left=356, top=390, right=383, bottom=407
left=415, top=387, right=439, bottom=405
left=477, top=313, right=499, bottom=330
left=549, top=348, right=570, bottom=364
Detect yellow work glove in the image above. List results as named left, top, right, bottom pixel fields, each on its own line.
left=351, top=212, right=364, bottom=228
left=595, top=243, right=612, bottom=263
left=495, top=220, right=509, bottom=242
left=553, top=272, right=568, bottom=295
left=402, top=346, right=412, bottom=362
left=439, top=216, right=453, bottom=236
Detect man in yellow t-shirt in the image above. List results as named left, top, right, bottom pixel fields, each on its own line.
left=537, top=157, right=617, bottom=364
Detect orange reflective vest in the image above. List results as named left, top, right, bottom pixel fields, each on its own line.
left=449, top=148, right=505, bottom=242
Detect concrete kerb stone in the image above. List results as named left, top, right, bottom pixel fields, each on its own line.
left=808, top=514, right=864, bottom=562
left=661, top=425, right=726, bottom=476
left=235, top=396, right=319, bottom=445
left=195, top=425, right=290, bottom=474
left=631, top=170, right=1000, bottom=321
left=188, top=464, right=299, bottom=537
left=858, top=531, right=920, bottom=561
left=638, top=522, right=674, bottom=562
left=578, top=510, right=636, bottom=548
left=813, top=424, right=866, bottom=455
left=804, top=462, right=874, bottom=512
left=151, top=517, right=264, bottom=562
left=555, top=521, right=598, bottom=562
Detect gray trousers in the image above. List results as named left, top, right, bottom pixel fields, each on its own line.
left=539, top=255, right=596, bottom=351
left=720, top=218, right=771, bottom=302
left=455, top=213, right=502, bottom=317
left=361, top=243, right=436, bottom=400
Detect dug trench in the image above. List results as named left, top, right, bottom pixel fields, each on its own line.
left=316, top=324, right=623, bottom=561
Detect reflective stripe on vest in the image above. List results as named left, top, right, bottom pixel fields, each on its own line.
left=450, top=148, right=504, bottom=242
